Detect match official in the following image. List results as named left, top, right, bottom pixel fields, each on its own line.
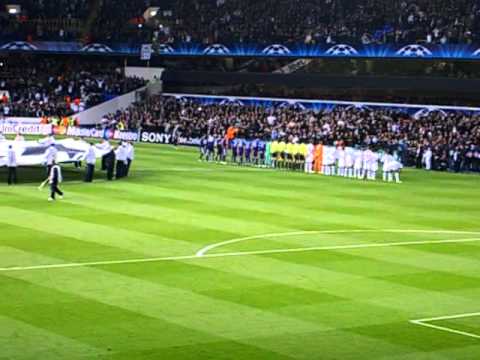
left=7, top=145, right=17, bottom=185
left=48, top=160, right=64, bottom=201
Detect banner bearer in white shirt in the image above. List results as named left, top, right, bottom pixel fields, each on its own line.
left=44, top=143, right=58, bottom=177
left=126, top=142, right=134, bottom=177
left=84, top=143, right=96, bottom=183
left=7, top=145, right=17, bottom=185
left=115, top=142, right=128, bottom=179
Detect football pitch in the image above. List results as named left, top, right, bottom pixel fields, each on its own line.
left=1, top=143, right=480, bottom=360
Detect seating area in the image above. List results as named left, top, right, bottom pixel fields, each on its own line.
left=0, top=56, right=146, bottom=117
left=2, top=0, right=480, bottom=45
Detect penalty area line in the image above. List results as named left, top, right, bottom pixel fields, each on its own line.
left=410, top=313, right=480, bottom=339
left=1, top=236, right=480, bottom=272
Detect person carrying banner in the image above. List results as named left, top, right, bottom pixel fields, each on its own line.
left=84, top=143, right=96, bottom=182
left=7, top=145, right=17, bottom=185
left=97, top=140, right=112, bottom=170
left=126, top=142, right=134, bottom=176
left=115, top=142, right=128, bottom=179
left=44, top=143, right=57, bottom=177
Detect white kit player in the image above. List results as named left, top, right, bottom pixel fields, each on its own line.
left=345, top=148, right=354, bottom=178
left=369, top=151, right=379, bottom=180
left=323, top=147, right=336, bottom=176
left=362, top=148, right=377, bottom=181
left=305, top=142, right=315, bottom=174
left=383, top=152, right=403, bottom=183
left=336, top=147, right=346, bottom=177
left=354, top=149, right=364, bottom=179
left=423, top=147, right=432, bottom=170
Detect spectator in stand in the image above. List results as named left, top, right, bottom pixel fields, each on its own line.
left=0, top=57, right=146, bottom=117
left=2, top=0, right=480, bottom=45
left=89, top=0, right=480, bottom=45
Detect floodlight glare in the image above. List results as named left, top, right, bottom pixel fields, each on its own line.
left=6, top=5, right=21, bottom=15
left=143, top=7, right=160, bottom=21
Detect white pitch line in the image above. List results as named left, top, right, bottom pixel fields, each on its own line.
left=195, top=229, right=480, bottom=257
left=413, top=312, right=480, bottom=323
left=198, top=237, right=480, bottom=259
left=410, top=313, right=480, bottom=340
left=1, top=236, right=480, bottom=273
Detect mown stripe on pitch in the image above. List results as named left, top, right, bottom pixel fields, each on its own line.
left=0, top=314, right=105, bottom=359
left=178, top=251, right=480, bottom=316
left=64, top=189, right=365, bottom=234
left=0, top=222, right=144, bottom=265
left=104, top=174, right=480, bottom=222
left=376, top=271, right=480, bottom=292
left=0, top=206, right=198, bottom=257
left=247, top=327, right=418, bottom=360
left=46, top=193, right=296, bottom=236
left=4, top=255, right=331, bottom=359
left=264, top=249, right=428, bottom=278
left=103, top=257, right=345, bottom=309
left=92, top=181, right=400, bottom=219
left=348, top=320, right=478, bottom=351
left=5, top=191, right=242, bottom=246
left=63, top=184, right=416, bottom=233
left=0, top=273, right=229, bottom=354
left=343, top=243, right=480, bottom=279
left=6, top=187, right=296, bottom=239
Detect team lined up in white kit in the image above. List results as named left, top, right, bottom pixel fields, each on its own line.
left=302, top=146, right=403, bottom=183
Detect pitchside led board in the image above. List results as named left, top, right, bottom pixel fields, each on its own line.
left=3, top=40, right=480, bottom=60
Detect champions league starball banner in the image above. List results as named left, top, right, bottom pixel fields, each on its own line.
left=3, top=40, right=480, bottom=60
left=162, top=93, right=480, bottom=119
left=0, top=139, right=110, bottom=167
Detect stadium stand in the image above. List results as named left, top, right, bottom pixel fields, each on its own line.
left=0, top=0, right=90, bottom=41
left=2, top=0, right=480, bottom=44
left=0, top=56, right=146, bottom=117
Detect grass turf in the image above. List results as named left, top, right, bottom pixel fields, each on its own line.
left=0, top=143, right=480, bottom=359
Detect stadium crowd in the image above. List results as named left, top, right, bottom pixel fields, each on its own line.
left=2, top=0, right=480, bottom=45
left=0, top=0, right=89, bottom=41
left=106, top=96, right=480, bottom=173
left=0, top=58, right=146, bottom=117
left=88, top=0, right=480, bottom=45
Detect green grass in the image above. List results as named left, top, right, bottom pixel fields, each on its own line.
left=1, top=143, right=480, bottom=360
